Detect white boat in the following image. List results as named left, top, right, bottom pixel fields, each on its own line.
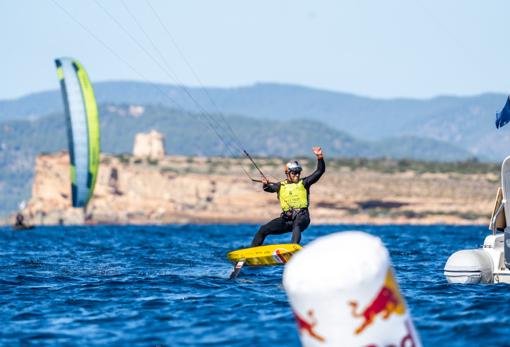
left=444, top=156, right=510, bottom=284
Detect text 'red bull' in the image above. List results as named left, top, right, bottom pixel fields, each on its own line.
left=364, top=320, right=418, bottom=347
left=349, top=269, right=406, bottom=335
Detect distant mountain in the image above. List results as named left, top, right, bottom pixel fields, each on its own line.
left=371, top=136, right=473, bottom=162
left=1, top=81, right=507, bottom=160
left=0, top=104, right=472, bottom=159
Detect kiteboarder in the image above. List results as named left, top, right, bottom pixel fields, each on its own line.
left=12, top=213, right=34, bottom=231
left=251, top=147, right=325, bottom=246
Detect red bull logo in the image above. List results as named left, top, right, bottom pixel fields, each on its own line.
left=293, top=309, right=325, bottom=342
left=349, top=269, right=406, bottom=335
left=272, top=248, right=290, bottom=264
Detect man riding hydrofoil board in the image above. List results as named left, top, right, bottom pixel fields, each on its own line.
left=251, top=146, right=325, bottom=246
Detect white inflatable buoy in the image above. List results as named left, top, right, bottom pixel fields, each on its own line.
left=444, top=249, right=494, bottom=284
left=283, top=231, right=421, bottom=347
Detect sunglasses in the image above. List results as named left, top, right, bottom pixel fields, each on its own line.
left=289, top=170, right=301, bottom=176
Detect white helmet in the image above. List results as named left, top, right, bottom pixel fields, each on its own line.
left=285, top=161, right=302, bottom=174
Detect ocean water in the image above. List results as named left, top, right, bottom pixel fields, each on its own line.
left=0, top=224, right=508, bottom=346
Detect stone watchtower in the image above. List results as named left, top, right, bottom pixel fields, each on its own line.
left=133, top=130, right=166, bottom=159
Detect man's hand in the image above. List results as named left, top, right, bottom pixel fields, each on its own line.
left=261, top=176, right=269, bottom=185
left=312, top=146, right=323, bottom=158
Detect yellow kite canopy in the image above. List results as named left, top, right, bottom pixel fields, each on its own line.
left=55, top=58, right=100, bottom=208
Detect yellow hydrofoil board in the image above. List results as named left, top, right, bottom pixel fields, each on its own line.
left=227, top=244, right=302, bottom=279
left=228, top=244, right=302, bottom=266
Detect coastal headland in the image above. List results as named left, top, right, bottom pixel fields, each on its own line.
left=7, top=152, right=499, bottom=226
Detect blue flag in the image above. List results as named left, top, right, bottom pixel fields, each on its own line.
left=496, top=96, right=510, bottom=129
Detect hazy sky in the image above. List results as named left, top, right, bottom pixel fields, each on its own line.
left=1, top=0, right=509, bottom=100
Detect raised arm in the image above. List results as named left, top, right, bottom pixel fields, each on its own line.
left=303, top=147, right=325, bottom=188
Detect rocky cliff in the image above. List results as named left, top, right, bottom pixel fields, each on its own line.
left=9, top=153, right=498, bottom=226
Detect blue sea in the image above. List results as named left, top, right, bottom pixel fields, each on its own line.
left=0, top=224, right=508, bottom=346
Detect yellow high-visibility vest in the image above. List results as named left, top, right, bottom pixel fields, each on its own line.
left=279, top=180, right=308, bottom=212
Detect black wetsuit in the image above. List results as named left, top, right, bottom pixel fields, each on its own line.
left=251, top=158, right=325, bottom=246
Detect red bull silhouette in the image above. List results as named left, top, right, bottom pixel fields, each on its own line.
left=349, top=269, right=406, bottom=335
left=293, top=309, right=325, bottom=342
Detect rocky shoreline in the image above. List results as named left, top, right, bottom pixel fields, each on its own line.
left=2, top=152, right=499, bottom=226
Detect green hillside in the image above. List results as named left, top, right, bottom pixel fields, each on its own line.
left=1, top=82, right=507, bottom=160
